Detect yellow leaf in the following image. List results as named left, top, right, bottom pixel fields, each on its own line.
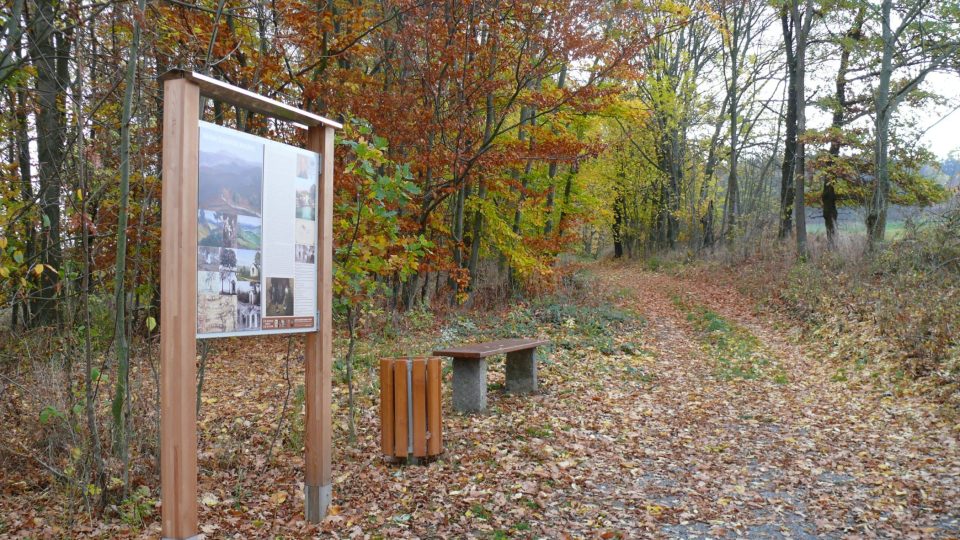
left=269, top=490, right=288, bottom=505
left=0, top=237, right=6, bottom=249
left=0, top=267, right=8, bottom=278
left=33, top=264, right=44, bottom=277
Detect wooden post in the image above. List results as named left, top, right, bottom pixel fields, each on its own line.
left=304, top=125, right=335, bottom=521
left=379, top=359, right=395, bottom=457
left=160, top=78, right=200, bottom=540
left=412, top=358, right=427, bottom=458
left=393, top=360, right=409, bottom=459
left=427, top=358, right=442, bottom=456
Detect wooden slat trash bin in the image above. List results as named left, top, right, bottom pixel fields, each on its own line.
left=379, top=357, right=443, bottom=461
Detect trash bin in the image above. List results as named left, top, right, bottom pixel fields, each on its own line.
left=379, top=357, right=443, bottom=461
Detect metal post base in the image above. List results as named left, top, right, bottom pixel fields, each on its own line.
left=305, top=483, right=332, bottom=523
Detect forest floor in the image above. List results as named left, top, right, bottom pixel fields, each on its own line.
left=3, top=261, right=960, bottom=538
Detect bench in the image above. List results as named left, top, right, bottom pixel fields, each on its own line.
left=433, top=338, right=549, bottom=413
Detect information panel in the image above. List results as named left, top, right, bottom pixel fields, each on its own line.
left=196, top=121, right=319, bottom=338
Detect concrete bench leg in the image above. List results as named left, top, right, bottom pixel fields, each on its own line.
left=452, top=358, right=486, bottom=413
left=505, top=348, right=537, bottom=394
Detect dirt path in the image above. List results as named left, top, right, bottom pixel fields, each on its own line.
left=20, top=262, right=953, bottom=537
left=592, top=264, right=960, bottom=538
left=297, top=263, right=960, bottom=538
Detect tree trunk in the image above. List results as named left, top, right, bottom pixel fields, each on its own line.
left=111, top=0, right=147, bottom=490
left=450, top=182, right=466, bottom=299
left=14, top=82, right=35, bottom=327
left=701, top=199, right=715, bottom=249
left=509, top=102, right=535, bottom=291
left=824, top=7, right=865, bottom=246
left=75, top=57, right=106, bottom=506
left=867, top=0, right=894, bottom=245
left=612, top=192, right=625, bottom=259
left=465, top=19, right=499, bottom=294
left=466, top=180, right=485, bottom=291
left=778, top=7, right=797, bottom=240
left=725, top=13, right=741, bottom=244
left=0, top=0, right=25, bottom=85
left=792, top=0, right=813, bottom=258
left=27, top=0, right=70, bottom=326
left=543, top=64, right=567, bottom=236
left=556, top=161, right=577, bottom=236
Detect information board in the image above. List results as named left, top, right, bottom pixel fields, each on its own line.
left=196, top=121, right=319, bottom=338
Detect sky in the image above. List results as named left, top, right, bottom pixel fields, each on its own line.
left=914, top=72, right=960, bottom=159
left=803, top=70, right=960, bottom=161
left=756, top=11, right=960, bottom=163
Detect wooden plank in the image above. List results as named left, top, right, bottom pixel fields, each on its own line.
left=393, top=360, right=408, bottom=458
left=427, top=357, right=442, bottom=456
left=160, top=78, right=200, bottom=540
left=380, top=359, right=394, bottom=457
left=158, top=70, right=342, bottom=129
left=318, top=125, right=335, bottom=481
left=304, top=125, right=334, bottom=521
left=412, top=358, right=427, bottom=457
left=433, top=338, right=550, bottom=359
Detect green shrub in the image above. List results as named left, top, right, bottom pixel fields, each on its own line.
left=117, top=485, right=154, bottom=530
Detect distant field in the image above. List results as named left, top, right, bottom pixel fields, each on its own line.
left=805, top=219, right=907, bottom=239
left=804, top=203, right=945, bottom=240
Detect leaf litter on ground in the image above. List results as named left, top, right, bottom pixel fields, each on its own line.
left=3, top=261, right=960, bottom=538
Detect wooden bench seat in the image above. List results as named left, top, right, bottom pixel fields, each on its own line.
left=434, top=338, right=548, bottom=413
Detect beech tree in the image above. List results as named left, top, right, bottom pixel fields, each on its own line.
left=866, top=0, right=960, bottom=244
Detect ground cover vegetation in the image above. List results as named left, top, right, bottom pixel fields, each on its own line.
left=681, top=204, right=960, bottom=410
left=2, top=0, right=960, bottom=536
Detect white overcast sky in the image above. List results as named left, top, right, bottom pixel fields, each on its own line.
left=802, top=69, right=960, bottom=161
left=912, top=72, right=960, bottom=159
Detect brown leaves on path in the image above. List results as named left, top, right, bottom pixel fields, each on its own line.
left=288, top=262, right=959, bottom=537
left=4, top=261, right=960, bottom=538
left=596, top=262, right=960, bottom=538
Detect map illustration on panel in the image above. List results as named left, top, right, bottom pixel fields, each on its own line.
left=196, top=121, right=319, bottom=338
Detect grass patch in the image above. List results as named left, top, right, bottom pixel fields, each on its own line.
left=469, top=503, right=491, bottom=520
left=673, top=297, right=786, bottom=383
left=524, top=424, right=554, bottom=438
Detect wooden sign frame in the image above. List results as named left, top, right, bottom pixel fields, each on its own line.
left=159, top=70, right=341, bottom=540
